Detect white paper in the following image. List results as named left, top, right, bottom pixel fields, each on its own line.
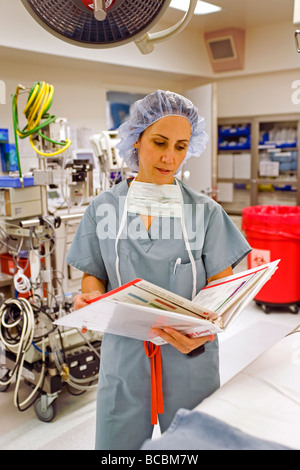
left=193, top=262, right=278, bottom=315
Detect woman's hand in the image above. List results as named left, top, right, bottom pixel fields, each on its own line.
left=151, top=327, right=215, bottom=354
left=74, top=275, right=107, bottom=310
left=73, top=291, right=103, bottom=310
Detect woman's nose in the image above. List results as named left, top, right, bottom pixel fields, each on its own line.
left=161, top=147, right=174, bottom=162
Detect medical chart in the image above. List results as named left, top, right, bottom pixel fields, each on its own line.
left=193, top=265, right=269, bottom=315
left=54, top=260, right=279, bottom=344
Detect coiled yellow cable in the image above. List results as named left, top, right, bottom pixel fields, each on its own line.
left=12, top=81, right=72, bottom=167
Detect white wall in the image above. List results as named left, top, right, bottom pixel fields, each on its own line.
left=217, top=69, right=300, bottom=118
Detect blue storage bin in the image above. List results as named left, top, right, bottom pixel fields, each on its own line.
left=274, top=184, right=296, bottom=191
left=260, top=135, right=297, bottom=148
left=218, top=124, right=250, bottom=137
left=269, top=150, right=298, bottom=171
left=259, top=132, right=269, bottom=145
left=269, top=150, right=297, bottom=163
left=278, top=161, right=298, bottom=172
left=218, top=135, right=251, bottom=151
left=277, top=141, right=297, bottom=148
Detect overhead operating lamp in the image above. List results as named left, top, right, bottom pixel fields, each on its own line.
left=21, top=0, right=197, bottom=54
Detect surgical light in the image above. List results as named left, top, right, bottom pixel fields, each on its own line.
left=21, top=0, right=198, bottom=54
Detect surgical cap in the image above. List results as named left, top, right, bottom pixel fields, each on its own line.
left=116, top=90, right=209, bottom=173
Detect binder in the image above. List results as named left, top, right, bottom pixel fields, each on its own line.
left=54, top=260, right=280, bottom=345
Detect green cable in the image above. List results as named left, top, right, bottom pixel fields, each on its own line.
left=12, top=93, right=23, bottom=180
left=38, top=131, right=67, bottom=146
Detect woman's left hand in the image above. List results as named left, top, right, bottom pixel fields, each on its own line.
left=151, top=327, right=215, bottom=354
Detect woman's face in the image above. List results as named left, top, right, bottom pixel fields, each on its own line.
left=134, top=115, right=192, bottom=184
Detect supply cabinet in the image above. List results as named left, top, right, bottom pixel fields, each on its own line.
left=251, top=115, right=300, bottom=208
left=216, top=114, right=300, bottom=214
left=217, top=118, right=252, bottom=214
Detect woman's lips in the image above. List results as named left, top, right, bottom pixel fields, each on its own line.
left=156, top=167, right=171, bottom=174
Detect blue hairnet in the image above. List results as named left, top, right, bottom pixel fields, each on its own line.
left=116, top=90, right=209, bottom=173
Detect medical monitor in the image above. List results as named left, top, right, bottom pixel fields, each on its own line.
left=72, top=149, right=95, bottom=167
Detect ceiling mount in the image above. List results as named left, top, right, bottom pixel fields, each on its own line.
left=71, top=0, right=125, bottom=20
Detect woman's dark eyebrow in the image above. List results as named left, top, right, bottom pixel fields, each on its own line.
left=153, top=133, right=189, bottom=142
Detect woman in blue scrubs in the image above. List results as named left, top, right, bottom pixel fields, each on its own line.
left=67, top=90, right=251, bottom=450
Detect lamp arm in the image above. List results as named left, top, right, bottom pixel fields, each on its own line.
left=295, top=30, right=300, bottom=52
left=135, top=0, right=198, bottom=54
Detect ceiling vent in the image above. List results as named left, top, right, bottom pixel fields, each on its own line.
left=204, top=27, right=245, bottom=72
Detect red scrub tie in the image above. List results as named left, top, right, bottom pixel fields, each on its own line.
left=144, top=341, right=164, bottom=425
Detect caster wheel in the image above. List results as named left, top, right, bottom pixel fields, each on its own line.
left=261, top=304, right=271, bottom=314
left=0, top=382, right=10, bottom=392
left=34, top=397, right=57, bottom=422
left=289, top=305, right=299, bottom=314
left=0, top=371, right=11, bottom=392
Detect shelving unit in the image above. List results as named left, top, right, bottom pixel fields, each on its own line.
left=251, top=115, right=300, bottom=208
left=216, top=114, right=300, bottom=214
left=217, top=117, right=253, bottom=214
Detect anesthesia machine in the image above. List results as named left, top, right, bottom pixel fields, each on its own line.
left=0, top=81, right=128, bottom=421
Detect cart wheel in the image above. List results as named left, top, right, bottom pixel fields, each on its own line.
left=0, top=371, right=11, bottom=392
left=0, top=382, right=10, bottom=392
left=261, top=304, right=271, bottom=314
left=34, top=396, right=57, bottom=422
left=289, top=305, right=299, bottom=314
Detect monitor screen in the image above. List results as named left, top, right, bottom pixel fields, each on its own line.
left=72, top=150, right=95, bottom=165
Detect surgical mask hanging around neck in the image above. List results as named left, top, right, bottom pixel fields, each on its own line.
left=115, top=178, right=198, bottom=299
left=127, top=179, right=183, bottom=218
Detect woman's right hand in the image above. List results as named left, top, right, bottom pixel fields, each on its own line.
left=73, top=291, right=103, bottom=310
